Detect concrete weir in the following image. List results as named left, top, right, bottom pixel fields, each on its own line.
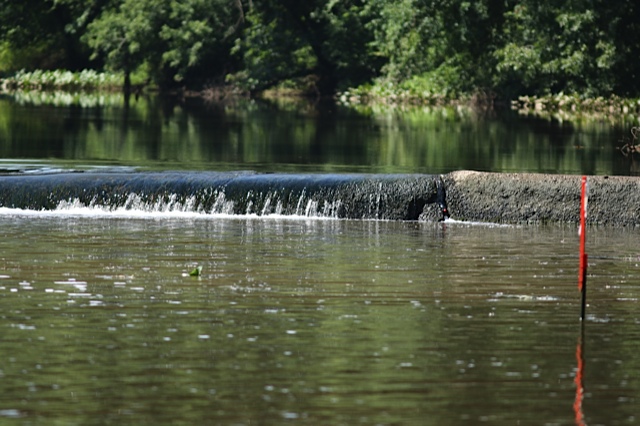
left=0, top=170, right=638, bottom=225
left=0, top=172, right=443, bottom=220
left=442, top=171, right=640, bottom=226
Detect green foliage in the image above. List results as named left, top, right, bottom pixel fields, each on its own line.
left=0, top=0, right=61, bottom=46
left=82, top=0, right=240, bottom=89
left=0, top=41, right=57, bottom=73
left=82, top=0, right=163, bottom=88
left=401, top=63, right=467, bottom=97
left=344, top=61, right=470, bottom=105
left=228, top=8, right=316, bottom=92
left=158, top=0, right=239, bottom=84
left=2, top=69, right=127, bottom=91
left=364, top=0, right=435, bottom=81
left=230, top=0, right=379, bottom=95
left=1, top=0, right=640, bottom=99
left=348, top=0, right=640, bottom=101
left=0, top=0, right=93, bottom=72
left=364, top=0, right=502, bottom=95
left=492, top=1, right=619, bottom=97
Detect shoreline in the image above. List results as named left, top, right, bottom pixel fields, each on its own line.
left=2, top=71, right=640, bottom=119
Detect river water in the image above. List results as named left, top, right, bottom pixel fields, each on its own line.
left=0, top=92, right=638, bottom=175
left=1, top=212, right=639, bottom=425
left=0, top=93, right=639, bottom=425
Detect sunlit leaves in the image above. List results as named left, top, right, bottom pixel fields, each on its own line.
left=83, top=0, right=239, bottom=88
left=159, top=0, right=237, bottom=82
left=230, top=0, right=378, bottom=94
left=492, top=1, right=619, bottom=96
left=83, top=0, right=161, bottom=77
left=2, top=0, right=640, bottom=98
left=229, top=8, right=314, bottom=91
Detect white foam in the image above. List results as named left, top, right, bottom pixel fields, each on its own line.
left=443, top=217, right=514, bottom=228
left=0, top=205, right=340, bottom=221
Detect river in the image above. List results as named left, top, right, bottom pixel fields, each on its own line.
left=0, top=92, right=639, bottom=425
left=0, top=92, right=638, bottom=175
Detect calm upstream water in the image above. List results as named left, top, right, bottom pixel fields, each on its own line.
left=0, top=91, right=639, bottom=175
left=0, top=92, right=639, bottom=425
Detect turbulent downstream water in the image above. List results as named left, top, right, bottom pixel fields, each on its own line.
left=1, top=208, right=639, bottom=425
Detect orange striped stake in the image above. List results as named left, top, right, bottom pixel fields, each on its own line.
left=578, top=176, right=588, bottom=320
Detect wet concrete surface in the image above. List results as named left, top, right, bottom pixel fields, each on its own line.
left=441, top=171, right=640, bottom=226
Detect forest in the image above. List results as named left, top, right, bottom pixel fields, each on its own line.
left=1, top=0, right=639, bottom=102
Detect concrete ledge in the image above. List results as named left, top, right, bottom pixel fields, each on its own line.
left=442, top=171, right=640, bottom=226
left=1, top=169, right=638, bottom=225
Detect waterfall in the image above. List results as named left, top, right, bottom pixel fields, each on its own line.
left=0, top=171, right=443, bottom=220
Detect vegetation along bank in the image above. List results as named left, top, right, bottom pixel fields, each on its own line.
left=2, top=0, right=640, bottom=108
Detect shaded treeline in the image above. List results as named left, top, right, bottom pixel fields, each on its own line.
left=1, top=0, right=639, bottom=99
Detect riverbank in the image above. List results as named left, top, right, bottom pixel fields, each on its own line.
left=0, top=69, right=127, bottom=92
left=3, top=68, right=640, bottom=120
left=339, top=86, right=640, bottom=120
left=439, top=171, right=640, bottom=227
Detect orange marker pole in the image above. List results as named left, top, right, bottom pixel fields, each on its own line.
left=578, top=176, right=588, bottom=320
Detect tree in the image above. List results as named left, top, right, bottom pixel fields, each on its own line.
left=2, top=0, right=640, bottom=99
left=0, top=0, right=91, bottom=71
left=364, top=0, right=505, bottom=96
left=231, top=0, right=380, bottom=96
left=159, top=0, right=241, bottom=85
left=599, top=0, right=640, bottom=96
left=493, top=0, right=619, bottom=97
left=82, top=0, right=165, bottom=91
left=83, top=0, right=241, bottom=91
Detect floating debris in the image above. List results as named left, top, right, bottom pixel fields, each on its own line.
left=189, top=265, right=203, bottom=277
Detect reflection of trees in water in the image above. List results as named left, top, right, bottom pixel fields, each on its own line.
left=6, top=90, right=126, bottom=108
left=617, top=127, right=640, bottom=175
left=0, top=94, right=634, bottom=175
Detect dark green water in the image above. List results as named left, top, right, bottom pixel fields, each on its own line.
left=1, top=214, right=639, bottom=425
left=0, top=92, right=638, bottom=175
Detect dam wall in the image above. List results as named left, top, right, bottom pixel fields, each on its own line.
left=0, top=170, right=638, bottom=225
left=443, top=171, right=640, bottom=226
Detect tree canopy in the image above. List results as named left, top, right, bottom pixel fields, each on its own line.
left=1, top=0, right=639, bottom=99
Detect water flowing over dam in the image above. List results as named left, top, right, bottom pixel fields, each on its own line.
left=1, top=170, right=639, bottom=225
left=0, top=171, right=445, bottom=221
